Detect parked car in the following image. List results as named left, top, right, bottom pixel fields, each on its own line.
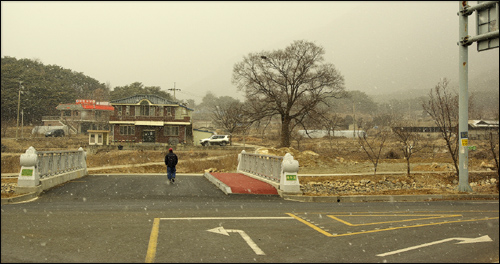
left=45, top=128, right=65, bottom=137
left=200, top=135, right=230, bottom=146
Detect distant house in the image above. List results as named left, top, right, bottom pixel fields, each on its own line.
left=40, top=99, right=114, bottom=134
left=390, top=119, right=498, bottom=140
left=109, top=94, right=194, bottom=145
left=468, top=120, right=499, bottom=140
left=298, top=129, right=366, bottom=138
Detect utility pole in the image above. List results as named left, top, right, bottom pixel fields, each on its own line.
left=352, top=101, right=356, bottom=139
left=168, top=82, right=181, bottom=101
left=456, top=1, right=499, bottom=192
left=21, top=109, right=24, bottom=139
left=16, top=81, right=22, bottom=140
left=458, top=1, right=472, bottom=192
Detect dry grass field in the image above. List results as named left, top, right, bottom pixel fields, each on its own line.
left=1, top=126, right=498, bottom=198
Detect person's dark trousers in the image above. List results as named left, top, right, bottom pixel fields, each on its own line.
left=167, top=167, right=176, bottom=180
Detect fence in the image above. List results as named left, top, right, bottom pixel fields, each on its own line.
left=17, top=146, right=88, bottom=194
left=237, top=151, right=283, bottom=182
left=237, top=150, right=300, bottom=193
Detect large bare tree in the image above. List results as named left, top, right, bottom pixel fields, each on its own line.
left=232, top=40, right=345, bottom=147
left=421, top=78, right=459, bottom=176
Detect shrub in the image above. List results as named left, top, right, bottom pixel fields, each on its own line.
left=385, top=149, right=401, bottom=159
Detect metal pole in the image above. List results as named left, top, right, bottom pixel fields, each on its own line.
left=352, top=101, right=355, bottom=139
left=457, top=1, right=473, bottom=192
left=16, top=82, right=21, bottom=140
left=21, top=109, right=24, bottom=139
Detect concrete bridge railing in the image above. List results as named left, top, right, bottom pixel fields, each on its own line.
left=237, top=150, right=300, bottom=194
left=16, top=146, right=88, bottom=194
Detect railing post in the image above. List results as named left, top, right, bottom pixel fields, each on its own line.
left=78, top=147, right=88, bottom=175
left=237, top=150, right=246, bottom=172
left=17, top=146, right=40, bottom=187
left=280, top=153, right=301, bottom=194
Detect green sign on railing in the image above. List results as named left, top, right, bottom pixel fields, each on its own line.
left=286, top=174, right=297, bottom=181
left=21, top=169, right=33, bottom=177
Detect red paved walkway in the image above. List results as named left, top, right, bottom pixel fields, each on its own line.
left=209, top=172, right=278, bottom=195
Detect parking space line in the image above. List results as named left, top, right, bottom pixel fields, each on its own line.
left=289, top=212, right=499, bottom=238
left=286, top=213, right=334, bottom=237
left=330, top=217, right=499, bottom=237
left=145, top=218, right=160, bottom=263
left=327, top=214, right=463, bottom=226
left=159, top=216, right=294, bottom=220
left=145, top=214, right=499, bottom=262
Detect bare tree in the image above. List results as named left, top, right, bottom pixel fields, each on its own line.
left=298, top=107, right=344, bottom=152
left=486, top=127, right=499, bottom=179
left=323, top=114, right=344, bottom=152
left=358, top=129, right=390, bottom=175
left=211, top=100, right=250, bottom=146
left=421, top=78, right=459, bottom=176
left=392, top=124, right=426, bottom=177
left=1, top=120, right=14, bottom=137
left=232, top=40, right=346, bottom=147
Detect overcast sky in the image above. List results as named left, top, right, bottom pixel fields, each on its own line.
left=2, top=1, right=499, bottom=104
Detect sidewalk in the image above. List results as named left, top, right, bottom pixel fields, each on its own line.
left=205, top=172, right=278, bottom=195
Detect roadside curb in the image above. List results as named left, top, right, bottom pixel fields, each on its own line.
left=1, top=191, right=40, bottom=205
left=282, top=194, right=499, bottom=202
left=204, top=172, right=232, bottom=195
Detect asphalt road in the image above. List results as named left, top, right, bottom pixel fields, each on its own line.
left=1, top=174, right=498, bottom=263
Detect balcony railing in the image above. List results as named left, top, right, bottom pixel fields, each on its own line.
left=109, top=115, right=191, bottom=122
left=42, top=116, right=108, bottom=122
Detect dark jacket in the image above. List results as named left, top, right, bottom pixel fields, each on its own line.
left=165, top=152, right=178, bottom=168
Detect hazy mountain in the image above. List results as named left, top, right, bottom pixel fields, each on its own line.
left=368, top=69, right=499, bottom=104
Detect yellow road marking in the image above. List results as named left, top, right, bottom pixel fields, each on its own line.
left=289, top=212, right=499, bottom=238
left=330, top=217, right=499, bottom=237
left=145, top=218, right=160, bottom=263
left=286, top=213, right=334, bottom=237
left=327, top=214, right=463, bottom=226
left=304, top=210, right=499, bottom=214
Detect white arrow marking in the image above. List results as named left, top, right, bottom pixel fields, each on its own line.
left=377, top=235, right=493, bottom=257
left=207, top=226, right=265, bottom=255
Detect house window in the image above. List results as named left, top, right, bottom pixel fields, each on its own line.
left=166, top=107, right=172, bottom=116
left=117, top=106, right=122, bottom=116
left=140, top=101, right=150, bottom=116
left=164, top=126, right=179, bottom=136
left=126, top=106, right=130, bottom=116
left=119, top=125, right=135, bottom=135
left=159, top=106, right=164, bottom=117
left=150, top=106, right=155, bottom=116
left=135, top=106, right=140, bottom=116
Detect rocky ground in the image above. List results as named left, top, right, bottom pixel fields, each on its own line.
left=298, top=172, right=498, bottom=196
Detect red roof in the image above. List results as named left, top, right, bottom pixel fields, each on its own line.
left=81, top=104, right=114, bottom=111
left=56, top=103, right=114, bottom=111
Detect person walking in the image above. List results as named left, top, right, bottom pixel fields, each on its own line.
left=165, top=148, right=178, bottom=183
